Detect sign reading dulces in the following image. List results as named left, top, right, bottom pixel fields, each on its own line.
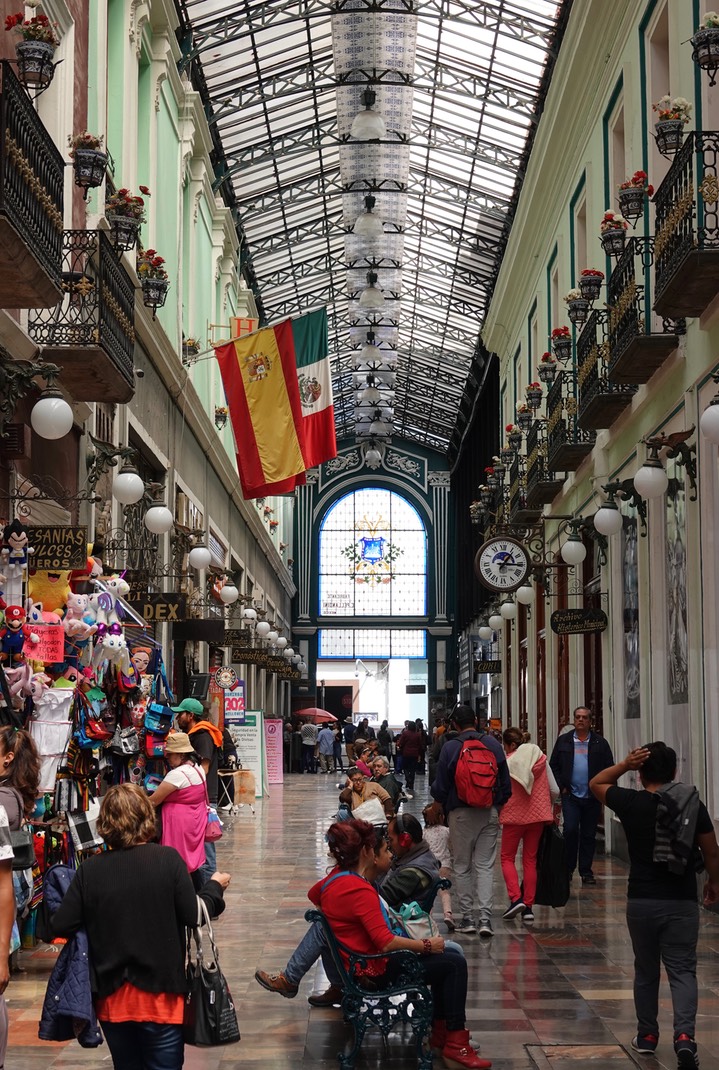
left=28, top=526, right=87, bottom=570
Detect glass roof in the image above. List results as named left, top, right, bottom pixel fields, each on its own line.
left=176, top=0, right=569, bottom=454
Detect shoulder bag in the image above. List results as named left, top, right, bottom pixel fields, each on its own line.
left=184, top=897, right=240, bottom=1047
left=0, top=786, right=35, bottom=871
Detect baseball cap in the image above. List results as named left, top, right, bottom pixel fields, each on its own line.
left=171, top=698, right=205, bottom=716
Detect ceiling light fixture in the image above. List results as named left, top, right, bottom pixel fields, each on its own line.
left=350, top=87, right=386, bottom=140
left=358, top=270, right=384, bottom=311
left=361, top=330, right=382, bottom=363
left=354, top=193, right=383, bottom=239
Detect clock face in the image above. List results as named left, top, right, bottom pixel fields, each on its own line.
left=474, top=537, right=531, bottom=592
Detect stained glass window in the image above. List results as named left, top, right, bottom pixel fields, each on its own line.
left=318, top=629, right=426, bottom=659
left=319, top=488, right=427, bottom=617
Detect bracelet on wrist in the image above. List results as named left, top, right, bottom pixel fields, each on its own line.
left=422, top=938, right=432, bottom=954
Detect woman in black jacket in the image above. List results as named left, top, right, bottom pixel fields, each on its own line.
left=52, top=783, right=230, bottom=1070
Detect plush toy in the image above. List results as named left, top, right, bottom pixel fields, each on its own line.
left=1, top=520, right=33, bottom=573
left=91, top=622, right=131, bottom=675
left=28, top=671, right=52, bottom=702
left=26, top=599, right=63, bottom=627
left=28, top=569, right=72, bottom=614
left=4, top=661, right=32, bottom=698
left=63, top=593, right=97, bottom=637
left=0, top=606, right=39, bottom=664
left=90, top=575, right=129, bottom=629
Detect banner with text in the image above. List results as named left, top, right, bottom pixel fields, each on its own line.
left=264, top=719, right=284, bottom=784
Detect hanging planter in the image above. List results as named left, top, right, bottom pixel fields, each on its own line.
left=537, top=353, right=558, bottom=384
left=137, top=247, right=169, bottom=321
left=182, top=338, right=200, bottom=365
left=652, top=96, right=692, bottom=157
left=6, top=14, right=60, bottom=94
left=579, top=269, right=604, bottom=303
left=618, top=171, right=653, bottom=225
left=214, top=406, right=228, bottom=430
left=551, top=326, right=572, bottom=364
left=599, top=211, right=629, bottom=257
left=485, top=466, right=498, bottom=487
left=469, top=501, right=484, bottom=525
left=105, top=186, right=150, bottom=253
left=525, top=382, right=543, bottom=411
left=516, top=407, right=533, bottom=432
left=68, top=133, right=107, bottom=199
left=564, top=288, right=591, bottom=327
left=478, top=485, right=494, bottom=509
left=691, top=16, right=719, bottom=86
left=499, top=444, right=515, bottom=466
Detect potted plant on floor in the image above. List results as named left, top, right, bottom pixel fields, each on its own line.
left=652, top=95, right=692, bottom=157
left=537, top=352, right=558, bottom=385
left=68, top=133, right=107, bottom=199
left=564, top=287, right=591, bottom=328
left=551, top=325, right=572, bottom=364
left=137, top=247, right=169, bottom=319
left=105, top=186, right=150, bottom=251
left=579, top=268, right=604, bottom=303
left=691, top=11, right=719, bottom=86
left=618, top=171, right=654, bottom=226
left=5, top=11, right=59, bottom=92
left=599, top=211, right=629, bottom=257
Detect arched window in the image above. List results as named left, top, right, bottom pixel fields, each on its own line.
left=319, top=488, right=427, bottom=618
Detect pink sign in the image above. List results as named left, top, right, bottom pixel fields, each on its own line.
left=24, top=623, right=64, bottom=663
left=264, top=719, right=284, bottom=784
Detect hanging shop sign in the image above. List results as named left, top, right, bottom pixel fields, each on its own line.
left=475, top=660, right=502, bottom=674
left=128, top=593, right=187, bottom=622
left=230, top=646, right=300, bottom=679
left=214, top=666, right=238, bottom=690
left=550, top=608, right=608, bottom=635
left=28, top=526, right=87, bottom=570
left=405, top=684, right=426, bottom=694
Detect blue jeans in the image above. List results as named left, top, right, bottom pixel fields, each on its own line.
left=199, top=838, right=216, bottom=885
left=285, top=920, right=343, bottom=987
left=561, top=793, right=601, bottom=877
left=100, top=1021, right=184, bottom=1070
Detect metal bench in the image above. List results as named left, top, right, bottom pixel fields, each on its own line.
left=304, top=907, right=434, bottom=1069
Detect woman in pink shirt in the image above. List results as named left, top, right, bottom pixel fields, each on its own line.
left=499, top=728, right=560, bottom=922
left=149, top=732, right=208, bottom=888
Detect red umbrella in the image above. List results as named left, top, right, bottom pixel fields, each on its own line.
left=296, top=707, right=337, bottom=723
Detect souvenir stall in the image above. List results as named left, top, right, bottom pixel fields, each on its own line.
left=0, top=521, right=175, bottom=947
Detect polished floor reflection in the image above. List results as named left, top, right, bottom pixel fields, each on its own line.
left=7, top=772, right=719, bottom=1068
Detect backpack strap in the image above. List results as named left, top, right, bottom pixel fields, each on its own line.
left=321, top=870, right=354, bottom=893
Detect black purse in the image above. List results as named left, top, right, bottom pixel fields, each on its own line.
left=183, top=898, right=240, bottom=1047
left=0, top=787, right=35, bottom=870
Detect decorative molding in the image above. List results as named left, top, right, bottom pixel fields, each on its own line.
left=428, top=470, right=451, bottom=488
left=154, top=71, right=168, bottom=112
left=385, top=450, right=421, bottom=477
left=325, top=450, right=360, bottom=474
left=129, top=0, right=151, bottom=58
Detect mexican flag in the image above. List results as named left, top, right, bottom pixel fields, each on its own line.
left=293, top=307, right=336, bottom=470
left=215, top=309, right=335, bottom=499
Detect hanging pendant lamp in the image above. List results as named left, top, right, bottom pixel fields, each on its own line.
left=359, top=270, right=384, bottom=311
left=354, top=193, right=383, bottom=239
left=350, top=87, right=386, bottom=140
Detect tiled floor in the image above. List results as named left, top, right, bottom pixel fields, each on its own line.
left=7, top=772, right=719, bottom=1068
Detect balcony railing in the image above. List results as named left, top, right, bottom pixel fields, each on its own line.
left=546, top=369, right=595, bottom=471
left=608, top=236, right=684, bottom=384
left=577, top=310, right=636, bottom=430
left=653, top=131, right=719, bottom=318
left=29, top=229, right=136, bottom=402
left=508, top=456, right=540, bottom=525
left=0, top=60, right=63, bottom=307
left=526, top=420, right=564, bottom=508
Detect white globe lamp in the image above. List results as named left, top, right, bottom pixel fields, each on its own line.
left=267, top=629, right=279, bottom=644
left=188, top=545, right=212, bottom=570
left=350, top=89, right=386, bottom=140
left=633, top=449, right=669, bottom=499
left=478, top=624, right=493, bottom=641
left=219, top=583, right=239, bottom=605
left=593, top=500, right=623, bottom=536
left=31, top=390, right=74, bottom=440
left=560, top=531, right=587, bottom=565
left=360, top=385, right=381, bottom=405
left=298, top=659, right=307, bottom=673
left=700, top=398, right=719, bottom=444
left=144, top=503, right=174, bottom=534
left=359, top=285, right=384, bottom=311
left=500, top=599, right=517, bottom=620
left=488, top=613, right=503, bottom=632
left=276, top=636, right=288, bottom=649
left=112, top=463, right=145, bottom=506
left=256, top=620, right=271, bottom=638
left=516, top=584, right=535, bottom=605
left=242, top=607, right=257, bottom=622
left=284, top=646, right=294, bottom=658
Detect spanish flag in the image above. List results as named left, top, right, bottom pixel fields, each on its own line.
left=215, top=310, right=335, bottom=499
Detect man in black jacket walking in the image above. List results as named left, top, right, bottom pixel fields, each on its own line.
left=549, top=706, right=614, bottom=885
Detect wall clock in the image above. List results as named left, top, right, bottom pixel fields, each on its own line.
left=474, top=536, right=531, bottom=592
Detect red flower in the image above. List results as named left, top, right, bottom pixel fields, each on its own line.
left=646, top=184, right=654, bottom=196
left=139, top=185, right=151, bottom=196
left=4, top=14, right=22, bottom=30
left=117, top=187, right=129, bottom=196
left=151, top=256, right=165, bottom=267
left=552, top=326, right=571, bottom=338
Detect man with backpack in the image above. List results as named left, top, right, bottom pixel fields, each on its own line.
left=429, top=705, right=511, bottom=937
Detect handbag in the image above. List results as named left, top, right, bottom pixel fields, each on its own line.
left=0, top=788, right=35, bottom=871
left=203, top=780, right=223, bottom=842
left=145, top=732, right=166, bottom=759
left=109, top=725, right=141, bottom=756
left=351, top=796, right=387, bottom=825
left=391, top=900, right=439, bottom=940
left=143, top=773, right=163, bottom=794
left=66, top=799, right=103, bottom=852
left=534, top=823, right=571, bottom=908
left=184, top=898, right=240, bottom=1047
left=144, top=658, right=175, bottom=736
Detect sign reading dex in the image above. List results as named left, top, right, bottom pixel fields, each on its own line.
left=128, top=594, right=187, bottom=622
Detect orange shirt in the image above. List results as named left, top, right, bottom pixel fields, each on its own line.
left=95, top=981, right=184, bottom=1024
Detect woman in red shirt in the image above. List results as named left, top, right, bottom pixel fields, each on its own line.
left=310, top=820, right=491, bottom=1069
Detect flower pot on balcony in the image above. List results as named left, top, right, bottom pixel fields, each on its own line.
left=72, top=149, right=108, bottom=200
left=106, top=212, right=140, bottom=252
left=579, top=274, right=603, bottom=302
left=141, top=277, right=169, bottom=320
left=500, top=446, right=515, bottom=466
left=692, top=27, right=719, bottom=86
left=507, top=431, right=523, bottom=451
left=486, top=473, right=498, bottom=487
left=552, top=337, right=572, bottom=363
left=538, top=363, right=557, bottom=384
left=15, top=40, right=56, bottom=92
left=654, top=119, right=685, bottom=157
left=566, top=298, right=591, bottom=327
left=600, top=227, right=626, bottom=257
left=517, top=411, right=533, bottom=432
left=526, top=388, right=543, bottom=410
left=618, top=187, right=646, bottom=226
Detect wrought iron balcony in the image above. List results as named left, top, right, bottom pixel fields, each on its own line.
left=607, top=237, right=684, bottom=384
left=29, top=230, right=136, bottom=403
left=508, top=455, right=540, bottom=525
left=0, top=60, right=63, bottom=308
left=577, top=310, right=636, bottom=430
left=525, top=420, right=564, bottom=508
left=653, top=131, right=719, bottom=318
left=546, top=369, right=595, bottom=471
